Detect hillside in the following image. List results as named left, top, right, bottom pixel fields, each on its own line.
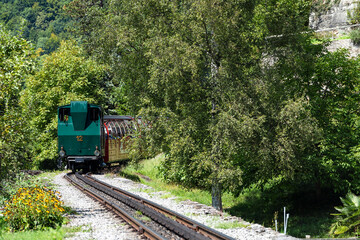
left=0, top=0, right=75, bottom=54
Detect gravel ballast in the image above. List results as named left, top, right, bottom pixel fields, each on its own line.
left=53, top=172, right=297, bottom=240
left=53, top=173, right=139, bottom=240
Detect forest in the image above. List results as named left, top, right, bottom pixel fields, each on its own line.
left=1, top=0, right=360, bottom=238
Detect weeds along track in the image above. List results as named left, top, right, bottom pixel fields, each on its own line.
left=64, top=172, right=235, bottom=240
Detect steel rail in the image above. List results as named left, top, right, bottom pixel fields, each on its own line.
left=84, top=173, right=236, bottom=240
left=64, top=173, right=166, bottom=240
left=77, top=173, right=210, bottom=240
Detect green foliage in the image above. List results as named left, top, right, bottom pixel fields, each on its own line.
left=0, top=172, right=43, bottom=206
left=0, top=214, right=6, bottom=236
left=0, top=0, right=75, bottom=54
left=310, top=50, right=360, bottom=194
left=0, top=227, right=67, bottom=240
left=2, top=186, right=65, bottom=231
left=0, top=25, right=35, bottom=180
left=67, top=0, right=325, bottom=191
left=330, top=192, right=360, bottom=236
left=0, top=172, right=75, bottom=239
left=67, top=0, right=153, bottom=114
left=121, top=155, right=336, bottom=238
left=350, top=30, right=360, bottom=45
left=67, top=0, right=360, bottom=215
left=21, top=40, right=108, bottom=168
left=261, top=23, right=360, bottom=194
left=121, top=154, right=233, bottom=207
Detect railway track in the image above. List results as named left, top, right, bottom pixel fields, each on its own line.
left=64, top=172, right=236, bottom=240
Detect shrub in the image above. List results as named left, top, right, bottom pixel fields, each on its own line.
left=0, top=172, right=43, bottom=206
left=347, top=2, right=360, bottom=24
left=3, top=186, right=65, bottom=231
left=330, top=192, right=360, bottom=236
left=0, top=214, right=6, bottom=234
left=350, top=30, right=360, bottom=45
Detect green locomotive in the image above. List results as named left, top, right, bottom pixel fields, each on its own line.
left=58, top=101, right=103, bottom=172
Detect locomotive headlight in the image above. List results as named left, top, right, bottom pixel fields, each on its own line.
left=59, top=147, right=66, bottom=158
left=94, top=146, right=100, bottom=156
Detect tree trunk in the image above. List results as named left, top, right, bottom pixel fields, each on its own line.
left=212, top=177, right=223, bottom=211
left=209, top=25, right=223, bottom=212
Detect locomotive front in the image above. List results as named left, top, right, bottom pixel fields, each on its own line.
left=57, top=101, right=103, bottom=172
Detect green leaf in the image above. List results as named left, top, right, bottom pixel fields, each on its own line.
left=334, top=226, right=349, bottom=235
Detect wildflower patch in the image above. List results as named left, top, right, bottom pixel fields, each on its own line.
left=3, top=186, right=65, bottom=231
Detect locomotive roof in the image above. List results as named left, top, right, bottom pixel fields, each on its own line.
left=58, top=102, right=101, bottom=109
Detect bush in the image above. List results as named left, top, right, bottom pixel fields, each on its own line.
left=330, top=192, right=360, bottom=236
left=350, top=30, right=360, bottom=45
left=2, top=186, right=65, bottom=231
left=347, top=2, right=360, bottom=24
left=0, top=171, right=43, bottom=207
left=0, top=214, right=6, bottom=234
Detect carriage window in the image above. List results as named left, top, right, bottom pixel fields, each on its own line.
left=90, top=108, right=100, bottom=121
left=59, top=108, right=70, bottom=122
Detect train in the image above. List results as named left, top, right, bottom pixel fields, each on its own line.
left=57, top=101, right=140, bottom=172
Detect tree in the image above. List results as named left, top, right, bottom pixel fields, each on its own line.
left=0, top=0, right=76, bottom=54
left=308, top=50, right=360, bottom=194
left=258, top=20, right=360, bottom=196
left=0, top=25, right=35, bottom=180
left=21, top=40, right=108, bottom=168
left=68, top=0, right=360, bottom=209
left=68, top=0, right=319, bottom=210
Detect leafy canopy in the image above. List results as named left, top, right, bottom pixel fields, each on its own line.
left=0, top=25, right=35, bottom=179
left=21, top=40, right=107, bottom=168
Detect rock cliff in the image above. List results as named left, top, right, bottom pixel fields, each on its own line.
left=310, top=0, right=360, bottom=56
left=310, top=0, right=356, bottom=30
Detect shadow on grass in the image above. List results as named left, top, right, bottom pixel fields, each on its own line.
left=225, top=185, right=339, bottom=238
left=118, top=171, right=141, bottom=182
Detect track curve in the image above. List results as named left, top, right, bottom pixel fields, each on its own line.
left=64, top=172, right=235, bottom=240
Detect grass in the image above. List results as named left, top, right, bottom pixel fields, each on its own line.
left=0, top=228, right=65, bottom=240
left=120, top=154, right=339, bottom=238
left=134, top=211, right=152, bottom=222
left=0, top=225, right=88, bottom=240
left=286, top=210, right=334, bottom=238
left=0, top=170, right=84, bottom=240
left=311, top=33, right=350, bottom=45
left=213, top=220, right=248, bottom=229
left=194, top=214, right=249, bottom=229
left=120, top=155, right=236, bottom=207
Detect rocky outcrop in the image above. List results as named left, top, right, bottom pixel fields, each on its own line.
left=310, top=0, right=356, bottom=30
left=309, top=0, right=360, bottom=57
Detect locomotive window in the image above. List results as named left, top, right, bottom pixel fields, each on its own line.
left=59, top=108, right=70, bottom=122
left=90, top=108, right=100, bottom=121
